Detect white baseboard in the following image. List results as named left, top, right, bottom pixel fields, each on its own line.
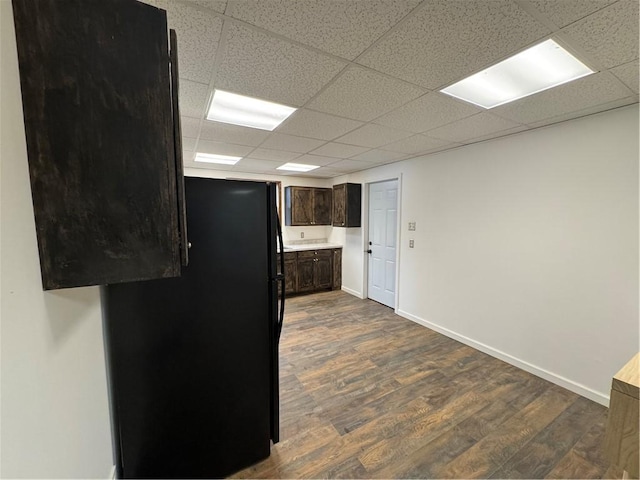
left=107, top=465, right=116, bottom=479
left=396, top=309, right=610, bottom=407
left=341, top=286, right=363, bottom=299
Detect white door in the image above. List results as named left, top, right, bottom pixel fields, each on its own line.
left=367, top=180, right=398, bottom=308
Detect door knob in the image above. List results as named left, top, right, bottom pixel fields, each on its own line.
left=367, top=249, right=372, bottom=254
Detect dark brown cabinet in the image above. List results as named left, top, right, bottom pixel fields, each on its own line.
left=283, top=252, right=297, bottom=295
left=281, top=248, right=341, bottom=296
left=284, top=186, right=332, bottom=226
left=12, top=0, right=186, bottom=290
left=296, top=250, right=333, bottom=292
left=333, top=183, right=362, bottom=227
left=333, top=248, right=342, bottom=290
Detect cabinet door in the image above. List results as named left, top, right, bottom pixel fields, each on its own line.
left=296, top=252, right=315, bottom=292
left=12, top=0, right=181, bottom=289
left=333, top=184, right=346, bottom=226
left=314, top=250, right=333, bottom=289
left=284, top=254, right=297, bottom=294
left=333, top=249, right=342, bottom=290
left=290, top=187, right=313, bottom=226
left=314, top=188, right=333, bottom=225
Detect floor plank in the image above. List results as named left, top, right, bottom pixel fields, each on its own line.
left=232, top=291, right=612, bottom=479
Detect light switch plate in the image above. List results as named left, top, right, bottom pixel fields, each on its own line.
left=408, top=222, right=416, bottom=231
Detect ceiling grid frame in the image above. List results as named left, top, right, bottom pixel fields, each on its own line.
left=148, top=0, right=638, bottom=178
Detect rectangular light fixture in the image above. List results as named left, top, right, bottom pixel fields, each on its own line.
left=440, top=39, right=595, bottom=109
left=276, top=162, right=319, bottom=172
left=195, top=152, right=242, bottom=165
left=207, top=90, right=297, bottom=131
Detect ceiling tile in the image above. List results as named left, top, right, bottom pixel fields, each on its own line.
left=290, top=167, right=342, bottom=178
left=292, top=154, right=339, bottom=167
left=491, top=71, right=634, bottom=124
left=427, top=113, right=523, bottom=143
left=351, top=149, right=408, bottom=163
left=277, top=109, right=363, bottom=140
left=309, top=142, right=370, bottom=158
left=181, top=116, right=201, bottom=138
left=186, top=160, right=235, bottom=171
left=260, top=133, right=325, bottom=153
left=561, top=0, right=639, bottom=69
left=357, top=0, right=550, bottom=90
left=196, top=139, right=254, bottom=157
left=181, top=0, right=227, bottom=14
left=374, top=92, right=481, bottom=133
left=382, top=134, right=454, bottom=154
left=459, top=125, right=528, bottom=145
left=165, top=2, right=223, bottom=83
left=610, top=59, right=639, bottom=94
left=526, top=0, right=617, bottom=28
left=183, top=137, right=197, bottom=151
left=233, top=158, right=283, bottom=173
left=136, top=0, right=168, bottom=9
left=215, top=22, right=346, bottom=107
left=336, top=123, right=413, bottom=148
left=183, top=150, right=195, bottom=163
left=307, top=65, right=425, bottom=121
left=527, top=96, right=639, bottom=129
left=179, top=80, right=210, bottom=118
left=225, top=0, right=420, bottom=60
left=325, top=159, right=376, bottom=173
left=246, top=148, right=301, bottom=162
left=199, top=120, right=270, bottom=146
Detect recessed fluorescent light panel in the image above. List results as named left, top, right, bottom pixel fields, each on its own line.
left=276, top=163, right=319, bottom=172
left=207, top=90, right=297, bottom=131
left=195, top=152, right=242, bottom=165
left=440, top=39, right=595, bottom=109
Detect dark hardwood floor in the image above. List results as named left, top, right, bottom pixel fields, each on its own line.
left=233, top=290, right=620, bottom=479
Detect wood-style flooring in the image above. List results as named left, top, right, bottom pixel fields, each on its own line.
left=233, top=290, right=620, bottom=479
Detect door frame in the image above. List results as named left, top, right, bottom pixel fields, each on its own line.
left=362, top=175, right=402, bottom=312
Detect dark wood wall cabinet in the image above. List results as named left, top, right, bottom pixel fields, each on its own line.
left=12, top=0, right=187, bottom=290
left=284, top=187, right=332, bottom=226
left=278, top=248, right=341, bottom=296
left=333, top=183, right=362, bottom=227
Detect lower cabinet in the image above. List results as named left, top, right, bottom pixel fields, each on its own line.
left=281, top=248, right=341, bottom=296
left=333, top=248, right=342, bottom=290
left=283, top=253, right=297, bottom=294
left=297, top=250, right=332, bottom=292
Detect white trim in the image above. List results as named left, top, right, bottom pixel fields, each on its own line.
left=341, top=285, right=363, bottom=299
left=396, top=309, right=610, bottom=406
left=107, top=465, right=116, bottom=480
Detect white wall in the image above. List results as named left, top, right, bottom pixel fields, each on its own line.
left=339, top=105, right=639, bottom=405
left=184, top=167, right=334, bottom=244
left=1, top=3, right=114, bottom=478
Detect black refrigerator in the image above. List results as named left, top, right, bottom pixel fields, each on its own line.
left=101, top=177, right=284, bottom=479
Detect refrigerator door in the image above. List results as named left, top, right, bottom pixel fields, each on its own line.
left=102, top=178, right=275, bottom=479
left=267, top=182, right=283, bottom=444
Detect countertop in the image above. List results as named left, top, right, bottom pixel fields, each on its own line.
left=613, top=352, right=639, bottom=399
left=280, top=242, right=342, bottom=253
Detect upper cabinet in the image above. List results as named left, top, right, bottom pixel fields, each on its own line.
left=284, top=187, right=332, bottom=226
left=333, top=183, right=362, bottom=227
left=12, top=0, right=187, bottom=290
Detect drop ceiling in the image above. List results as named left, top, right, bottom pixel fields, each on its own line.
left=141, top=0, right=639, bottom=178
